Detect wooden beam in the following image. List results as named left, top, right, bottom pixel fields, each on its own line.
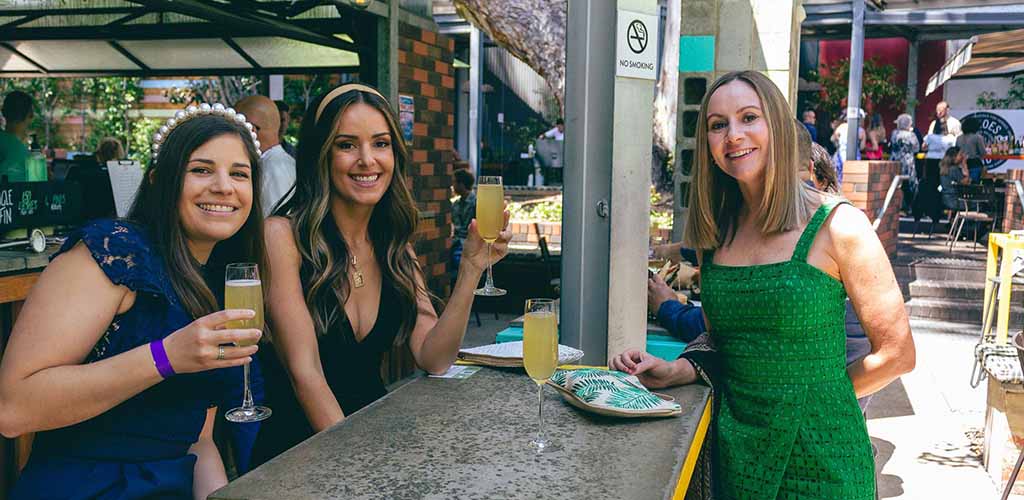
left=0, top=273, right=39, bottom=305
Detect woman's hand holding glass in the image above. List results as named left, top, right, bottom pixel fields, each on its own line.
left=461, top=209, right=513, bottom=275
left=162, top=309, right=262, bottom=374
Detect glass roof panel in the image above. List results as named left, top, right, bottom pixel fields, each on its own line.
left=9, top=40, right=138, bottom=70
left=118, top=39, right=251, bottom=70
left=19, top=13, right=125, bottom=28
left=0, top=0, right=135, bottom=10
left=0, top=46, right=41, bottom=71
left=233, top=37, right=359, bottom=68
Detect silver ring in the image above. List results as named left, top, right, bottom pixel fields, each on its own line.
left=217, top=346, right=225, bottom=361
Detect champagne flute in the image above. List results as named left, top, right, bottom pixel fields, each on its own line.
left=523, top=298, right=558, bottom=452
left=474, top=176, right=506, bottom=296
left=224, top=263, right=272, bottom=423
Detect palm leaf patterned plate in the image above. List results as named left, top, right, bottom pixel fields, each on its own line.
left=547, top=368, right=681, bottom=418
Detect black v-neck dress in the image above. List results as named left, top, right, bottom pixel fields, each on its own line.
left=250, top=279, right=401, bottom=467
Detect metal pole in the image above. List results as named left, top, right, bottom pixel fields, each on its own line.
left=469, top=27, right=482, bottom=177
left=906, top=38, right=919, bottom=119
left=845, top=0, right=865, bottom=161
left=562, top=0, right=614, bottom=364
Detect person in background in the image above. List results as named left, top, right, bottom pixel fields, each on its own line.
left=0, top=90, right=33, bottom=183
left=831, top=109, right=866, bottom=182
left=236, top=95, right=296, bottom=217
left=801, top=109, right=818, bottom=143
left=939, top=146, right=970, bottom=214
left=890, top=114, right=920, bottom=213
left=66, top=137, right=123, bottom=221
left=956, top=118, right=987, bottom=183
left=929, top=101, right=958, bottom=136
left=916, top=121, right=959, bottom=235
left=250, top=84, right=513, bottom=467
left=928, top=101, right=961, bottom=137
left=808, top=142, right=840, bottom=193
left=274, top=100, right=297, bottom=159
left=539, top=118, right=565, bottom=141
left=613, top=71, right=913, bottom=499
left=450, top=168, right=476, bottom=278
left=0, top=108, right=266, bottom=500
left=863, top=112, right=886, bottom=160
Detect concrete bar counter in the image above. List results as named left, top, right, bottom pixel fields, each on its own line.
left=210, top=367, right=711, bottom=500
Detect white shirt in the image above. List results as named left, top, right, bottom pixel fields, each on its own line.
left=923, top=133, right=956, bottom=160
left=260, top=144, right=296, bottom=217
left=543, top=127, right=564, bottom=141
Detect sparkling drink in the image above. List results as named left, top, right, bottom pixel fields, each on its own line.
left=225, top=279, right=264, bottom=346
left=476, top=183, right=504, bottom=243
left=224, top=263, right=271, bottom=423
left=523, top=311, right=558, bottom=384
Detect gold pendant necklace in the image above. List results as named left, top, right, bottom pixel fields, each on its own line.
left=351, top=253, right=365, bottom=289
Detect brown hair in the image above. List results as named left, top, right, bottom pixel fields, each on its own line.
left=810, top=143, right=839, bottom=193
left=278, top=85, right=434, bottom=346
left=94, top=137, right=125, bottom=165
left=683, top=71, right=815, bottom=250
left=128, top=114, right=266, bottom=319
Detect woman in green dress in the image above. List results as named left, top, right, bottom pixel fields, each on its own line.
left=611, top=71, right=915, bottom=499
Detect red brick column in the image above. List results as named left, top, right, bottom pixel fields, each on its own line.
left=841, top=160, right=902, bottom=259
left=398, top=22, right=456, bottom=299
left=1004, top=170, right=1024, bottom=232
left=381, top=23, right=456, bottom=384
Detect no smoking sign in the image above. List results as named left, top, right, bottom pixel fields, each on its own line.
left=616, top=10, right=658, bottom=80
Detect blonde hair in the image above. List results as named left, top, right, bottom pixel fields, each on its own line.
left=683, top=71, right=816, bottom=250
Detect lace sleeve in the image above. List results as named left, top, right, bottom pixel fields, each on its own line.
left=54, top=219, right=166, bottom=297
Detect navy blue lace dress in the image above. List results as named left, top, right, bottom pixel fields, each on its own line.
left=11, top=219, right=255, bottom=500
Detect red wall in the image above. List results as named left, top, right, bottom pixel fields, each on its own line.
left=818, top=38, right=947, bottom=135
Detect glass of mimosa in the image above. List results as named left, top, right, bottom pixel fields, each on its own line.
left=224, top=263, right=272, bottom=423
left=524, top=298, right=558, bottom=452
left=474, top=176, right=506, bottom=296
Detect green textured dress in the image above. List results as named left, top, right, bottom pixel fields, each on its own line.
left=700, top=200, right=875, bottom=499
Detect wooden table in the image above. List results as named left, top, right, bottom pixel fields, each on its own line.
left=210, top=368, right=711, bottom=500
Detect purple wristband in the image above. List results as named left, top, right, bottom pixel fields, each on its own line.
left=150, top=339, right=176, bottom=379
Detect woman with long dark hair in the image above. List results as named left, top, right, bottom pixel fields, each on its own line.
left=0, top=106, right=267, bottom=499
left=250, top=84, right=512, bottom=464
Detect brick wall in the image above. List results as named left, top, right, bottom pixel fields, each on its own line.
left=1004, top=170, right=1024, bottom=232
left=400, top=22, right=456, bottom=298
left=841, top=160, right=902, bottom=259
left=380, top=22, right=456, bottom=385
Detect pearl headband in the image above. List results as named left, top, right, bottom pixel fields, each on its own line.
left=151, top=102, right=261, bottom=159
left=314, top=83, right=388, bottom=124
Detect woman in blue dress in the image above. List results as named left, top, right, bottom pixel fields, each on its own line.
left=0, top=105, right=266, bottom=500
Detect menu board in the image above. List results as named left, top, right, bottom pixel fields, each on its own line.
left=0, top=181, right=83, bottom=231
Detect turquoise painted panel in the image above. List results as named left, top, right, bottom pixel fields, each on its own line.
left=494, top=327, right=686, bottom=362
left=679, top=35, right=715, bottom=73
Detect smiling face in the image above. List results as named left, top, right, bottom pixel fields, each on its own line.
left=328, top=102, right=396, bottom=209
left=177, top=133, right=254, bottom=255
left=705, top=80, right=771, bottom=186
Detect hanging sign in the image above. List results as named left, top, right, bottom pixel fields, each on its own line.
left=615, top=10, right=658, bottom=81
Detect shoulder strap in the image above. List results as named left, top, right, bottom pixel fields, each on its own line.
left=791, top=199, right=848, bottom=263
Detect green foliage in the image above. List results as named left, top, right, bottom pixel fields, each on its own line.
left=977, top=75, right=1024, bottom=109
left=129, top=118, right=162, bottom=169
left=73, top=77, right=144, bottom=152
left=818, top=58, right=906, bottom=121
left=508, top=196, right=562, bottom=221
left=504, top=117, right=549, bottom=154
left=649, top=187, right=673, bottom=229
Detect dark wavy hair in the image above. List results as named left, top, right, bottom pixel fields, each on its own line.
left=128, top=113, right=266, bottom=319
left=276, top=86, right=430, bottom=346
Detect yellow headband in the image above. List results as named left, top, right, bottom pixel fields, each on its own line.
left=314, top=83, right=387, bottom=124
